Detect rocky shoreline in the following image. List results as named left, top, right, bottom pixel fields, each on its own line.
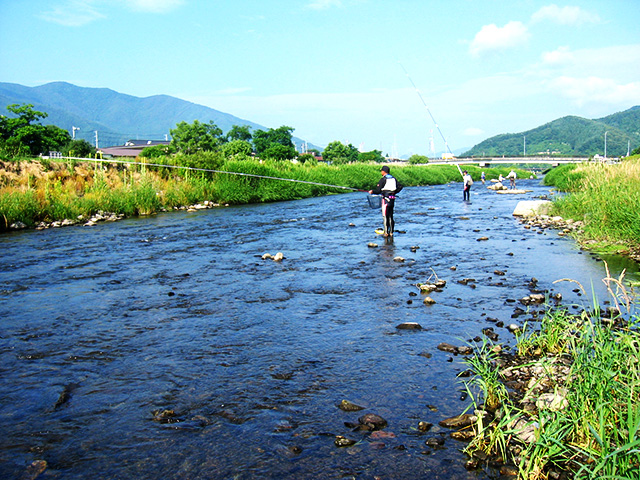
left=7, top=200, right=225, bottom=231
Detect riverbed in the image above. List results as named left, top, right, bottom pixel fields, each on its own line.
left=1, top=179, right=638, bottom=479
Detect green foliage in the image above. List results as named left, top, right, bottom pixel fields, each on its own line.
left=252, top=126, right=295, bottom=157
left=322, top=140, right=359, bottom=164
left=226, top=125, right=252, bottom=142
left=220, top=139, right=252, bottom=160
left=262, top=143, right=297, bottom=161
left=61, top=138, right=95, bottom=158
left=0, top=103, right=71, bottom=156
left=170, top=119, right=224, bottom=154
left=408, top=154, right=430, bottom=165
left=296, top=153, right=315, bottom=164
left=140, top=143, right=175, bottom=158
left=464, top=108, right=640, bottom=157
left=358, top=149, right=384, bottom=163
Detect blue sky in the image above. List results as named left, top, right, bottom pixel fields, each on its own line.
left=1, top=0, right=639, bottom=156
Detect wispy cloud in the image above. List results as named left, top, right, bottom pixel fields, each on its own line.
left=40, top=0, right=184, bottom=27
left=469, top=21, right=530, bottom=57
left=126, top=0, right=185, bottom=13
left=531, top=4, right=600, bottom=26
left=40, top=0, right=105, bottom=27
left=549, top=76, right=640, bottom=107
left=306, top=0, right=343, bottom=11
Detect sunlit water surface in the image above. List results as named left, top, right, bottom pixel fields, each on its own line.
left=1, top=179, right=637, bottom=479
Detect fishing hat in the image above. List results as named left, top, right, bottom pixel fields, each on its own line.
left=381, top=166, right=390, bottom=173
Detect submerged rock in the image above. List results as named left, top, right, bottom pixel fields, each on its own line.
left=338, top=399, right=365, bottom=412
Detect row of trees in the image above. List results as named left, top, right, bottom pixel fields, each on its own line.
left=1, top=103, right=428, bottom=164
left=0, top=104, right=94, bottom=159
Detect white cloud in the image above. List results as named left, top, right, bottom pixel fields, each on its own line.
left=549, top=76, right=640, bottom=107
left=306, top=0, right=343, bottom=10
left=40, top=0, right=105, bottom=27
left=463, top=127, right=484, bottom=137
left=531, top=4, right=600, bottom=26
left=39, top=0, right=183, bottom=26
left=469, top=21, right=530, bottom=57
left=125, top=0, right=185, bottom=13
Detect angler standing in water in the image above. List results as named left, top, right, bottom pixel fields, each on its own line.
left=462, top=170, right=473, bottom=201
left=369, top=165, right=403, bottom=237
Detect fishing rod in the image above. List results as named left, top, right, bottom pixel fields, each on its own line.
left=61, top=156, right=368, bottom=192
left=398, top=61, right=464, bottom=178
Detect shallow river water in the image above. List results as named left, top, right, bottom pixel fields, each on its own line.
left=1, top=179, right=638, bottom=479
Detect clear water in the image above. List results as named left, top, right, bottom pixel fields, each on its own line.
left=1, top=179, right=637, bottom=479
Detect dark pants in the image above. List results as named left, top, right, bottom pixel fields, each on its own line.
left=382, top=197, right=395, bottom=235
left=463, top=186, right=471, bottom=201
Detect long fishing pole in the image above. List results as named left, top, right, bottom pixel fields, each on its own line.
left=398, top=61, right=464, bottom=178
left=63, top=156, right=368, bottom=192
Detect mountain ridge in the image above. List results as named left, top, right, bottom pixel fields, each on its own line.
left=463, top=106, right=640, bottom=157
left=0, top=81, right=317, bottom=150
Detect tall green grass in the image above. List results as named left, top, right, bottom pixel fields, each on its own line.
left=545, top=158, right=640, bottom=249
left=463, top=279, right=640, bottom=479
left=0, top=156, right=532, bottom=230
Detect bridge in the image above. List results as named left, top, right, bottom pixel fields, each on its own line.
left=425, top=156, right=618, bottom=168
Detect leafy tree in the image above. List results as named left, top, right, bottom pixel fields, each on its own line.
left=358, top=149, right=384, bottom=163
left=252, top=126, right=296, bottom=158
left=140, top=143, right=175, bottom=158
left=322, top=141, right=358, bottom=164
left=221, top=139, right=252, bottom=159
left=170, top=120, right=224, bottom=154
left=0, top=103, right=70, bottom=156
left=263, top=143, right=297, bottom=161
left=62, top=138, right=95, bottom=158
left=226, top=125, right=252, bottom=142
left=297, top=153, right=315, bottom=164
left=408, top=154, right=430, bottom=164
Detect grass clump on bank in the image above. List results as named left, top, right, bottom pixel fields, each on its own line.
left=544, top=157, right=640, bottom=256
left=0, top=156, right=527, bottom=231
left=462, top=274, right=640, bottom=479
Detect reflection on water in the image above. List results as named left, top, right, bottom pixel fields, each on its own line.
left=0, top=179, right=637, bottom=479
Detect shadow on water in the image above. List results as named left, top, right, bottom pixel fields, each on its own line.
left=0, top=179, right=638, bottom=479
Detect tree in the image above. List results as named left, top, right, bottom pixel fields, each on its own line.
left=0, top=103, right=71, bottom=156
left=358, top=149, right=384, bottom=163
left=170, top=120, right=224, bottom=154
left=408, top=154, right=430, bottom=164
left=220, top=139, right=252, bottom=159
left=226, top=125, right=252, bottom=142
left=61, top=139, right=94, bottom=158
left=252, top=126, right=296, bottom=158
left=263, top=143, right=297, bottom=161
left=140, top=143, right=175, bottom=158
left=322, top=141, right=358, bottom=164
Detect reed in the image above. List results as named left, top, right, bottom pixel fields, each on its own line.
left=545, top=157, right=640, bottom=252
left=0, top=156, right=531, bottom=230
left=463, top=268, right=640, bottom=479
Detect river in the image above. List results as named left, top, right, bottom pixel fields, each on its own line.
left=1, top=178, right=638, bottom=479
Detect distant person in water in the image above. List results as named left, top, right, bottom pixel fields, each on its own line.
left=507, top=170, right=517, bottom=189
left=481, top=171, right=486, bottom=184
left=462, top=170, right=473, bottom=201
left=369, top=165, right=403, bottom=237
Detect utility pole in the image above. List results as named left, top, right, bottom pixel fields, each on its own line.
left=94, top=131, right=99, bottom=149
left=72, top=126, right=80, bottom=139
left=604, top=131, right=608, bottom=160
left=523, top=135, right=526, bottom=157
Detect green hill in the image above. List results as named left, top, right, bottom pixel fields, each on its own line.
left=0, top=81, right=317, bottom=150
left=463, top=106, right=640, bottom=157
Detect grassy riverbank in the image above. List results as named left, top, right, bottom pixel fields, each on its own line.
left=544, top=156, right=640, bottom=258
left=0, top=156, right=523, bottom=231
left=462, top=276, right=640, bottom=479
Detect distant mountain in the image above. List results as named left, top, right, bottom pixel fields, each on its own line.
left=463, top=106, right=640, bottom=157
left=0, top=81, right=318, bottom=150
